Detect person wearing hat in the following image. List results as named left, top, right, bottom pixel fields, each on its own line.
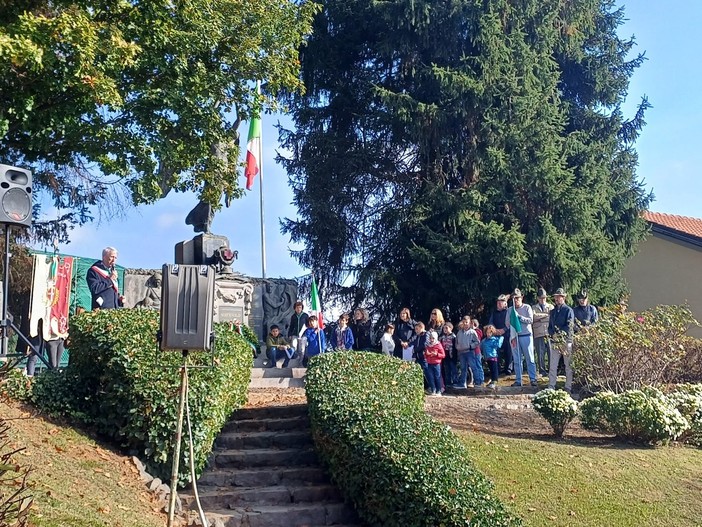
left=532, top=288, right=553, bottom=377
left=548, top=288, right=575, bottom=392
left=488, top=293, right=513, bottom=375
left=573, top=290, right=598, bottom=332
left=506, top=288, right=538, bottom=387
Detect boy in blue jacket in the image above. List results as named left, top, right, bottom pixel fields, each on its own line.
left=302, top=315, right=326, bottom=367
left=332, top=314, right=355, bottom=350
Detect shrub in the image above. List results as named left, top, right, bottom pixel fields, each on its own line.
left=30, top=309, right=251, bottom=486
left=579, top=389, right=689, bottom=444
left=665, top=337, right=702, bottom=383
left=572, top=304, right=698, bottom=393
left=666, top=384, right=702, bottom=446
left=532, top=389, right=578, bottom=437
left=0, top=368, right=33, bottom=403
left=305, top=352, right=521, bottom=527
left=0, top=420, right=33, bottom=526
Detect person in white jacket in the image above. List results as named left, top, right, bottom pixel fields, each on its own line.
left=380, top=324, right=395, bottom=356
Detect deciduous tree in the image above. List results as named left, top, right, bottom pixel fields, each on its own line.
left=0, top=0, right=317, bottom=241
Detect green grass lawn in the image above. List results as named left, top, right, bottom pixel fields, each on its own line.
left=2, top=400, right=166, bottom=527
left=460, top=432, right=702, bottom=527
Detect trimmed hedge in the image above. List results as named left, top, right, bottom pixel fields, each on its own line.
left=31, top=309, right=251, bottom=485
left=305, top=352, right=521, bottom=527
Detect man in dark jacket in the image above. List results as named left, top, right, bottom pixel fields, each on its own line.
left=573, top=290, right=598, bottom=332
left=548, top=288, right=575, bottom=392
left=86, top=247, right=123, bottom=310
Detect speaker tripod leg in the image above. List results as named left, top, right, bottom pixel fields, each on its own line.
left=1, top=225, right=11, bottom=357
left=167, top=351, right=188, bottom=527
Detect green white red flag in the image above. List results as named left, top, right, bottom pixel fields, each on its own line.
left=509, top=304, right=522, bottom=350
left=310, top=275, right=324, bottom=329
left=244, top=84, right=262, bottom=191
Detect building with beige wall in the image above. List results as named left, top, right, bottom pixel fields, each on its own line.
left=624, top=211, right=702, bottom=337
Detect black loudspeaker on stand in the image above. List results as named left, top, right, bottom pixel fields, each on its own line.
left=0, top=164, right=48, bottom=371
left=0, top=164, right=33, bottom=227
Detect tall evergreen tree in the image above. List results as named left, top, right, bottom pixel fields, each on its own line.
left=280, top=0, right=651, bottom=321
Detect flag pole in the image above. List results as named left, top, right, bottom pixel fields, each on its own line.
left=256, top=81, right=267, bottom=279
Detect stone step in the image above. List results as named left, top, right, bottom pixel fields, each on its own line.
left=444, top=385, right=539, bottom=396
left=213, top=447, right=318, bottom=469
left=215, top=430, right=313, bottom=450
left=249, top=377, right=306, bottom=389
left=222, top=415, right=310, bottom=433
left=231, top=404, right=308, bottom=421
left=203, top=502, right=359, bottom=527
left=183, top=484, right=342, bottom=510
left=250, top=367, right=308, bottom=379
left=197, top=466, right=328, bottom=488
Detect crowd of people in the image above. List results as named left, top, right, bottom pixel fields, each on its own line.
left=270, top=287, right=599, bottom=396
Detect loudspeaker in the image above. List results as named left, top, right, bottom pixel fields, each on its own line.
left=159, top=264, right=215, bottom=351
left=0, top=164, right=32, bottom=227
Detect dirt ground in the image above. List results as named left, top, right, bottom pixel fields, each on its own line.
left=246, top=388, right=605, bottom=441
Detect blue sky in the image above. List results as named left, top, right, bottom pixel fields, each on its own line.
left=39, top=2, right=702, bottom=277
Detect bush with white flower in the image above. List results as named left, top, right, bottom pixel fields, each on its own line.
left=666, top=384, right=702, bottom=446
left=532, top=389, right=579, bottom=437
left=579, top=389, right=689, bottom=444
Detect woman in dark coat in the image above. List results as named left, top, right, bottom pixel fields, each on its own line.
left=351, top=308, right=373, bottom=350
left=393, top=307, right=416, bottom=359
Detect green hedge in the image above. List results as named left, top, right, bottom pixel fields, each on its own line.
left=305, top=352, right=521, bottom=527
left=31, top=309, right=251, bottom=485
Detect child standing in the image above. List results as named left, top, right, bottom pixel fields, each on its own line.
left=455, top=318, right=479, bottom=388
left=333, top=314, right=355, bottom=350
left=411, top=322, right=429, bottom=385
left=439, top=322, right=457, bottom=386
left=380, top=323, right=395, bottom=356
left=302, top=315, right=326, bottom=367
left=472, top=319, right=483, bottom=341
left=481, top=324, right=504, bottom=388
left=424, top=331, right=446, bottom=396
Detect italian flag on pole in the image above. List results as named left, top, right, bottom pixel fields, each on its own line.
left=509, top=304, right=522, bottom=350
left=310, top=275, right=324, bottom=329
left=244, top=83, right=262, bottom=191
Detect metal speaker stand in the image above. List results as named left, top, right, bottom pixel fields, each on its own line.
left=156, top=264, right=216, bottom=527
left=0, top=224, right=49, bottom=372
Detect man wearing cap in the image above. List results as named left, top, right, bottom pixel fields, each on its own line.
left=548, top=288, right=575, bottom=392
left=506, top=288, right=538, bottom=387
left=489, top=294, right=512, bottom=375
left=532, top=288, right=553, bottom=377
left=573, top=290, right=598, bottom=332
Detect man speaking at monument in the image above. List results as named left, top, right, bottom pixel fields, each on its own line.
left=86, top=246, right=124, bottom=310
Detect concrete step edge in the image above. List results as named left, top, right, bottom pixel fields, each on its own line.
left=250, top=367, right=308, bottom=379
left=249, top=378, right=306, bottom=388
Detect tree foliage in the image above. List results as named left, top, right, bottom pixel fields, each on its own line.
left=0, top=0, right=317, bottom=242
left=280, top=0, right=652, bottom=322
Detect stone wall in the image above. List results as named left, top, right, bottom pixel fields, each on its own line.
left=123, top=268, right=298, bottom=344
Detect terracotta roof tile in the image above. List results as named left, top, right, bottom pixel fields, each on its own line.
left=643, top=211, right=702, bottom=240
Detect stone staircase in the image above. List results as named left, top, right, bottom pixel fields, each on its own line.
left=249, top=367, right=306, bottom=389
left=182, top=403, right=361, bottom=527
